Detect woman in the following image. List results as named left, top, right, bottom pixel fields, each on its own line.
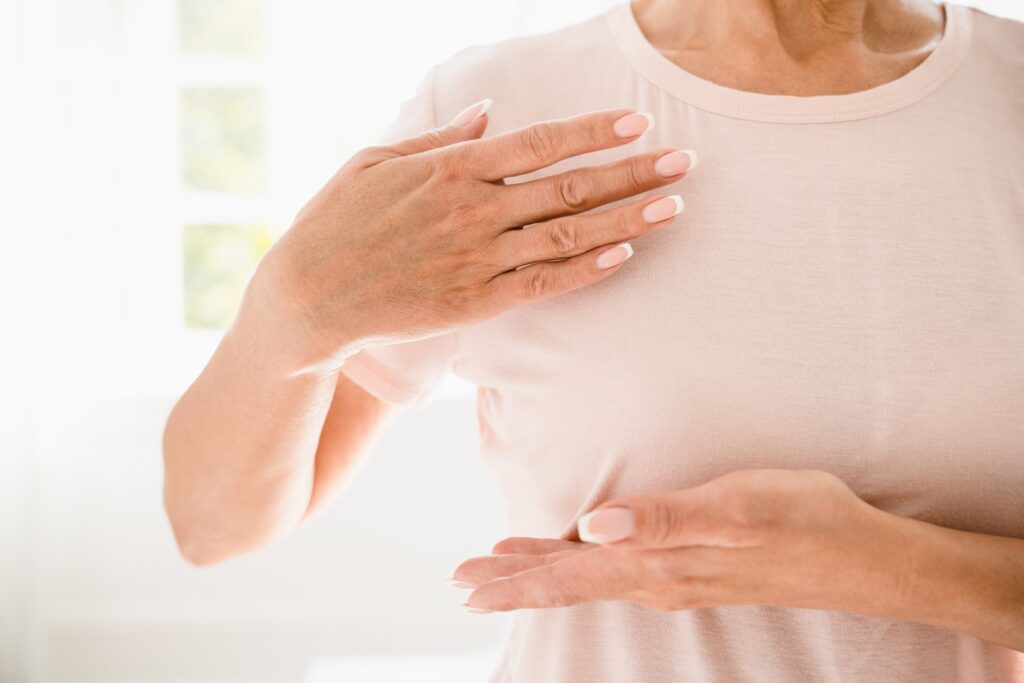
left=162, top=0, right=1024, bottom=680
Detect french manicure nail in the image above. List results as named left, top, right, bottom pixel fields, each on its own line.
left=654, top=149, right=698, bottom=177
left=578, top=507, right=636, bottom=543
left=595, top=242, right=633, bottom=269
left=613, top=112, right=655, bottom=138
left=642, top=195, right=684, bottom=223
left=452, top=98, right=493, bottom=127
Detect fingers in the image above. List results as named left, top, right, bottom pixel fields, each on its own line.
left=357, top=98, right=493, bottom=165
left=488, top=193, right=683, bottom=269
left=454, top=553, right=550, bottom=585
left=452, top=537, right=585, bottom=588
left=457, top=109, right=654, bottom=181
left=464, top=548, right=632, bottom=611
left=481, top=239, right=637, bottom=313
left=498, top=147, right=694, bottom=226
left=490, top=536, right=583, bottom=555
left=577, top=486, right=729, bottom=550
left=453, top=549, right=579, bottom=586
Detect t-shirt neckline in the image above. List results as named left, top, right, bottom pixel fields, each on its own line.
left=605, top=1, right=973, bottom=123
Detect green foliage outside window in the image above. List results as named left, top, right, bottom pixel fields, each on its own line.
left=183, top=224, right=272, bottom=329
left=178, top=0, right=269, bottom=330
left=180, top=87, right=265, bottom=194
left=179, top=0, right=264, bottom=56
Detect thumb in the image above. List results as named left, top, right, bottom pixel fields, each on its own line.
left=372, top=98, right=492, bottom=160
left=576, top=488, right=719, bottom=550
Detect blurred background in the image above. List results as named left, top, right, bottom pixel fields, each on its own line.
left=0, top=1, right=1019, bottom=682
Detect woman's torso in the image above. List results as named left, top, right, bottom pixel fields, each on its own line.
left=431, top=3, right=1024, bottom=680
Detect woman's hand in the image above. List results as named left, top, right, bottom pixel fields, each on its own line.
left=161, top=102, right=694, bottom=566
left=251, top=102, right=694, bottom=373
left=453, top=468, right=1024, bottom=650
left=453, top=469, right=926, bottom=616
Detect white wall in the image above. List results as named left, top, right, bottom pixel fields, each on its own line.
left=25, top=395, right=510, bottom=683
left=3, top=1, right=1021, bottom=682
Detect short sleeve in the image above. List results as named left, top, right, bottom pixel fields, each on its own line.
left=341, top=332, right=458, bottom=409
left=339, top=65, right=459, bottom=409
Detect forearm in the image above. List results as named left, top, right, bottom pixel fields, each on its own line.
left=162, top=267, right=350, bottom=565
left=867, top=506, right=1024, bottom=651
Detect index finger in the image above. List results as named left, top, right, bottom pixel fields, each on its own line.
left=490, top=536, right=583, bottom=555
left=457, top=109, right=654, bottom=181
left=464, top=547, right=638, bottom=611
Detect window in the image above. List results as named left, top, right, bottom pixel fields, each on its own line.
left=8, top=0, right=1016, bottom=399
left=178, top=0, right=271, bottom=330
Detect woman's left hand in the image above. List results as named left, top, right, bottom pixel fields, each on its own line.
left=453, top=468, right=916, bottom=615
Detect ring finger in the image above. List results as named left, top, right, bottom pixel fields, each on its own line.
left=488, top=192, right=684, bottom=269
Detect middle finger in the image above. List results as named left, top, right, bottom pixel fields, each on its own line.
left=495, top=147, right=695, bottom=228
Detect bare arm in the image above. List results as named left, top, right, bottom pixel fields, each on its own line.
left=878, top=509, right=1024, bottom=650
left=162, top=296, right=398, bottom=565
left=455, top=469, right=1024, bottom=650
left=302, top=373, right=401, bottom=522
left=162, top=104, right=695, bottom=565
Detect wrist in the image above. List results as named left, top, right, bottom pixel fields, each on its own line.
left=233, top=250, right=365, bottom=378
left=874, top=508, right=1018, bottom=637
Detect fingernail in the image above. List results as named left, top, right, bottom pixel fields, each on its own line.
left=642, top=195, right=684, bottom=223
left=578, top=507, right=635, bottom=543
left=452, top=98, right=493, bottom=127
left=654, top=149, right=698, bottom=177
left=450, top=581, right=476, bottom=589
left=613, top=112, right=655, bottom=138
left=595, top=242, right=633, bottom=269
left=462, top=602, right=493, bottom=614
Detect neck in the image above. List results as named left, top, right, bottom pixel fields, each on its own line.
left=631, top=0, right=945, bottom=94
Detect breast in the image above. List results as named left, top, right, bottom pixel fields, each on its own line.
left=454, top=125, right=1024, bottom=542
left=460, top=276, right=1024, bottom=541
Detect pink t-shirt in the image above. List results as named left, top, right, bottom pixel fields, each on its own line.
left=341, top=2, right=1024, bottom=681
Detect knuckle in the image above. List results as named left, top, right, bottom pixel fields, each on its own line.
left=580, top=114, right=606, bottom=145
left=556, top=171, right=590, bottom=211
left=519, top=124, right=559, bottom=164
left=418, top=128, right=448, bottom=149
left=649, top=500, right=681, bottom=547
left=546, top=219, right=578, bottom=255
left=352, top=145, right=386, bottom=166
left=624, top=157, right=648, bottom=191
left=617, top=207, right=641, bottom=238
left=525, top=266, right=552, bottom=299
left=446, top=200, right=485, bottom=230
left=437, top=277, right=478, bottom=315
left=429, top=149, right=465, bottom=182
left=723, top=485, right=779, bottom=540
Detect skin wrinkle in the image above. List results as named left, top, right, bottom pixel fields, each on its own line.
left=633, top=0, right=945, bottom=95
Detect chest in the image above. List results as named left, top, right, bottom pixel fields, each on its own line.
left=455, top=118, right=1024, bottom=537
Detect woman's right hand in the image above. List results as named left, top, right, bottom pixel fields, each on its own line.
left=251, top=100, right=695, bottom=373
